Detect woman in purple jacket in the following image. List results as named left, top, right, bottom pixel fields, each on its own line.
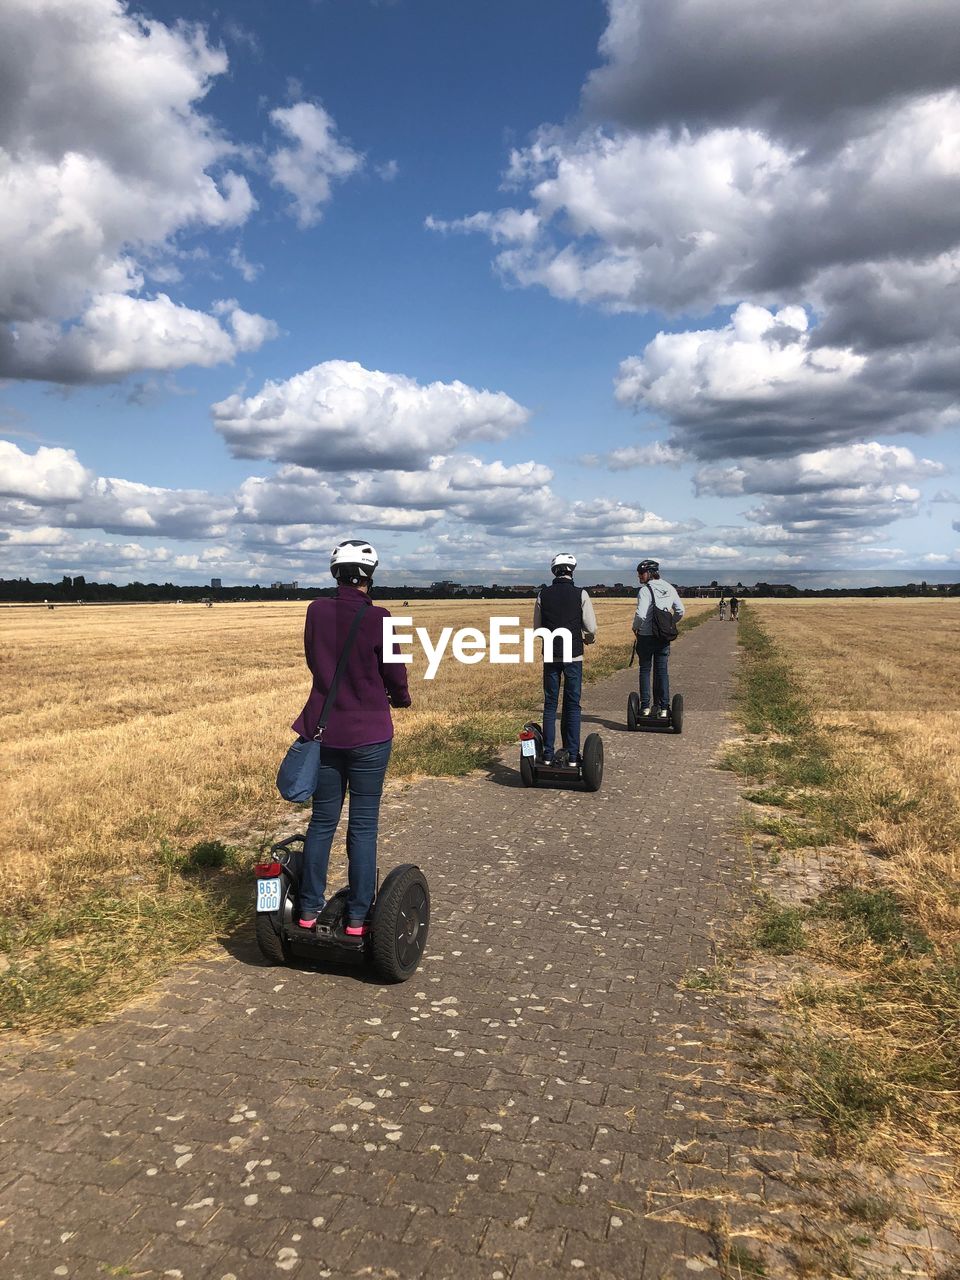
left=291, top=540, right=411, bottom=936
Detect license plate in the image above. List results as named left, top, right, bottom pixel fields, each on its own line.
left=520, top=738, right=536, bottom=757
left=256, top=877, right=281, bottom=912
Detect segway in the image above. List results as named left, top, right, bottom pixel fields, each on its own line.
left=253, top=835, right=429, bottom=982
left=626, top=690, right=683, bottom=734
left=518, top=722, right=604, bottom=791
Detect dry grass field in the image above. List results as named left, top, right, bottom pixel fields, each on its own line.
left=0, top=597, right=692, bottom=901
left=0, top=596, right=711, bottom=1028
left=751, top=598, right=960, bottom=939
left=729, top=599, right=960, bottom=1207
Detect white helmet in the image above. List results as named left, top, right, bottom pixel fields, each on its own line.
left=330, top=539, right=378, bottom=580
left=551, top=552, right=577, bottom=576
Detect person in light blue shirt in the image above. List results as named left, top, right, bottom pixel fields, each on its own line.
left=632, top=559, right=685, bottom=720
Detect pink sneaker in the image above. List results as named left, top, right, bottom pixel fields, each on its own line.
left=344, top=923, right=368, bottom=937
left=297, top=917, right=317, bottom=930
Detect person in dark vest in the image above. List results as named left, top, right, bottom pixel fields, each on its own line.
left=533, top=553, right=598, bottom=765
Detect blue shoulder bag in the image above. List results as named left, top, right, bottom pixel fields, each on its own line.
left=276, top=599, right=372, bottom=803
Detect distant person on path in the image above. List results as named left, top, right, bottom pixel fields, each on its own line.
left=729, top=594, right=740, bottom=620
left=718, top=596, right=727, bottom=620
left=291, top=540, right=411, bottom=936
left=533, top=553, right=597, bottom=765
left=633, top=559, right=685, bottom=720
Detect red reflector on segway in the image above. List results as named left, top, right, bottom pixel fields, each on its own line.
left=519, top=730, right=535, bottom=741
left=253, top=861, right=282, bottom=878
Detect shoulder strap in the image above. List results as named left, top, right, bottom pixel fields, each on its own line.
left=312, top=598, right=372, bottom=741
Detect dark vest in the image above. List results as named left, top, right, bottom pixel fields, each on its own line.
left=537, top=578, right=584, bottom=661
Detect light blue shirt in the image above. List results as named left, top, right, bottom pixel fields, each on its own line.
left=633, top=580, right=685, bottom=636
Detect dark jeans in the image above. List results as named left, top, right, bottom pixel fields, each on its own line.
left=636, top=636, right=671, bottom=709
left=300, top=739, right=392, bottom=924
left=542, top=660, right=583, bottom=761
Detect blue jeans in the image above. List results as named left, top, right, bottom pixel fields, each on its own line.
left=636, top=636, right=671, bottom=709
left=300, top=739, right=392, bottom=924
left=542, top=661, right=583, bottom=761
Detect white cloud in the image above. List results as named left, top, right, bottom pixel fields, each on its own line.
left=0, top=0, right=271, bottom=381
left=212, top=360, right=531, bottom=470
left=228, top=245, right=261, bottom=283
left=585, top=0, right=960, bottom=139
left=695, top=443, right=945, bottom=498
left=235, top=455, right=555, bottom=535
left=268, top=102, right=364, bottom=227
left=692, top=442, right=945, bottom=540
left=444, top=90, right=960, bottom=317
left=615, top=304, right=960, bottom=459
left=1, top=525, right=70, bottom=546
left=0, top=441, right=234, bottom=538
left=2, top=294, right=277, bottom=381
left=426, top=208, right=541, bottom=246
left=744, top=484, right=924, bottom=532
left=0, top=442, right=91, bottom=501
left=581, top=441, right=688, bottom=470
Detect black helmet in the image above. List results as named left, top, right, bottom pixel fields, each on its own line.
left=637, top=559, right=659, bottom=574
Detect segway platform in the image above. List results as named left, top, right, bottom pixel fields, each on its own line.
left=518, top=722, right=604, bottom=791
left=626, top=691, right=684, bottom=734
left=253, top=835, right=429, bottom=982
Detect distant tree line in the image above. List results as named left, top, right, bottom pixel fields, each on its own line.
left=1, top=576, right=957, bottom=605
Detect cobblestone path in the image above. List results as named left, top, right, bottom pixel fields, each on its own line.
left=1, top=620, right=746, bottom=1280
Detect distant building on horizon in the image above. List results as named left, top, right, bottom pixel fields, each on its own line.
left=210, top=577, right=222, bottom=589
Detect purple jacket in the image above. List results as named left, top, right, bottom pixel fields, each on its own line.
left=291, top=586, right=411, bottom=749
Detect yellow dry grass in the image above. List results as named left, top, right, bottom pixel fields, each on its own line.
left=2, top=597, right=708, bottom=907
left=734, top=599, right=960, bottom=1227
left=751, top=599, right=960, bottom=942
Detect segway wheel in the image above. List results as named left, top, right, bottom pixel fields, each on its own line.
left=627, top=691, right=639, bottom=731
left=371, top=865, right=430, bottom=983
left=520, top=720, right=542, bottom=786
left=671, top=693, right=684, bottom=735
left=255, top=909, right=288, bottom=965
left=581, top=733, right=604, bottom=792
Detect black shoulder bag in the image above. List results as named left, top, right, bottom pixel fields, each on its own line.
left=276, top=599, right=372, bottom=802
left=647, top=583, right=679, bottom=643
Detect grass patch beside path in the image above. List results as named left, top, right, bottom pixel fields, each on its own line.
left=725, top=606, right=960, bottom=1168
left=0, top=871, right=251, bottom=1033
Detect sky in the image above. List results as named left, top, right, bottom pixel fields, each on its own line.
left=1, top=0, right=960, bottom=586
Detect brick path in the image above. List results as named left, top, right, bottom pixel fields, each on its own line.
left=0, top=621, right=745, bottom=1280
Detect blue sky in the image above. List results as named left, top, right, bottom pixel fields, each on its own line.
left=2, top=0, right=959, bottom=585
